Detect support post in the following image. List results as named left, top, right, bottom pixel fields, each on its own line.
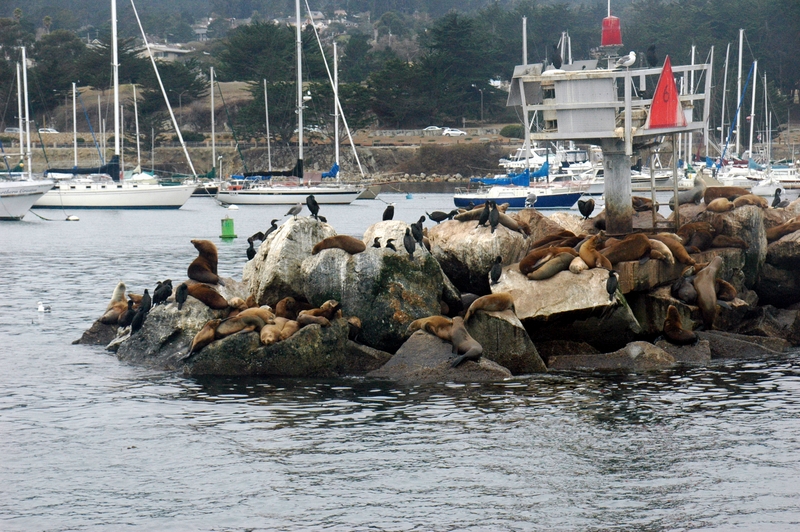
left=601, top=138, right=633, bottom=234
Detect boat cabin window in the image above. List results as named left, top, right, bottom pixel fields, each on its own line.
left=70, top=185, right=76, bottom=189
left=86, top=185, right=91, bottom=189
left=117, top=185, right=122, bottom=188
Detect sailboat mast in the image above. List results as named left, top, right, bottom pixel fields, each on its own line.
left=111, top=0, right=120, bottom=158
left=264, top=79, right=272, bottom=171
left=749, top=60, right=757, bottom=160
left=73, top=82, right=78, bottom=166
left=295, top=0, right=303, bottom=174
left=736, top=28, right=743, bottom=156
left=133, top=84, right=141, bottom=167
left=210, top=66, right=215, bottom=170
left=764, top=72, right=769, bottom=170
left=16, top=63, right=23, bottom=159
left=21, top=47, right=32, bottom=179
left=334, top=42, right=339, bottom=168
left=720, top=43, right=730, bottom=148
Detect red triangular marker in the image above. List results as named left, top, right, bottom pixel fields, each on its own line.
left=645, top=56, right=686, bottom=129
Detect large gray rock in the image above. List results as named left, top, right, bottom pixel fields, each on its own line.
left=515, top=208, right=573, bottom=243
left=185, top=318, right=350, bottom=377
left=696, top=330, right=787, bottom=359
left=344, top=341, right=393, bottom=375
left=696, top=205, right=766, bottom=286
left=754, top=262, right=800, bottom=307
left=367, top=331, right=512, bottom=384
left=302, top=247, right=445, bottom=352
left=73, top=320, right=117, bottom=346
left=655, top=339, right=711, bottom=365
left=465, top=309, right=547, bottom=374
left=245, top=217, right=336, bottom=306
left=428, top=218, right=528, bottom=294
left=548, top=341, right=676, bottom=372
left=765, top=230, right=800, bottom=270
left=735, top=305, right=800, bottom=347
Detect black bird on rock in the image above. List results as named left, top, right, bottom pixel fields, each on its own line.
left=264, top=219, right=279, bottom=239
left=607, top=270, right=619, bottom=302
left=385, top=238, right=397, bottom=252
left=117, top=299, right=135, bottom=328
left=577, top=198, right=595, bottom=220
left=248, top=231, right=265, bottom=243
left=246, top=240, right=256, bottom=260
left=140, top=288, right=152, bottom=315
left=427, top=211, right=450, bottom=224
left=153, top=280, right=173, bottom=306
left=477, top=201, right=491, bottom=227
left=372, top=237, right=382, bottom=248
left=306, top=194, right=320, bottom=220
left=130, top=308, right=146, bottom=334
left=646, top=44, right=658, bottom=67
left=175, top=283, right=188, bottom=311
left=552, top=43, right=562, bottom=69
left=403, top=228, right=416, bottom=260
left=489, top=202, right=500, bottom=233
left=382, top=203, right=395, bottom=221
left=490, top=256, right=502, bottom=285
left=772, top=188, right=789, bottom=209
left=411, top=216, right=425, bottom=243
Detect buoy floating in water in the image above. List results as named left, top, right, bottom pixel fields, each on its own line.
left=66, top=215, right=79, bottom=221
left=228, top=204, right=239, bottom=210
left=406, top=192, right=413, bottom=200
left=220, top=216, right=237, bottom=239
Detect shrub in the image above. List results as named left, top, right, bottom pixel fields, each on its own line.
left=174, top=131, right=206, bottom=142
left=500, top=124, right=525, bottom=139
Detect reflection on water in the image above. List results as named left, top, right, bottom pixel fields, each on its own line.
left=1, top=196, right=800, bottom=530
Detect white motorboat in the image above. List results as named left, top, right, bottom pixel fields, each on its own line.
left=0, top=178, right=54, bottom=220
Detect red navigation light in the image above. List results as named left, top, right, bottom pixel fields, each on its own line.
left=601, top=16, right=622, bottom=47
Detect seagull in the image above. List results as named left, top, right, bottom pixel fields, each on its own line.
left=37, top=301, right=51, bottom=313
left=552, top=44, right=562, bottom=69
left=285, top=202, right=303, bottom=219
left=616, top=51, right=636, bottom=69
left=646, top=45, right=658, bottom=67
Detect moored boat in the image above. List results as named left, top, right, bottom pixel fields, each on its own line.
left=0, top=179, right=55, bottom=220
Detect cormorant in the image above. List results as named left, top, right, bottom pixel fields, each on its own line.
left=385, top=238, right=397, bottom=251
left=489, top=202, right=499, bottom=233
left=477, top=201, right=491, bottom=227
left=552, top=43, right=562, bottom=69
left=382, top=203, right=395, bottom=221
left=130, top=308, right=146, bottom=334
left=140, top=288, right=152, bottom=315
left=175, top=283, right=188, bottom=310
left=577, top=198, right=595, bottom=220
left=117, top=300, right=135, bottom=328
left=306, top=194, right=320, bottom=219
left=263, top=219, right=279, bottom=239
left=246, top=240, right=256, bottom=260
left=427, top=211, right=450, bottom=223
left=153, top=280, right=172, bottom=306
left=490, top=256, right=502, bottom=285
left=372, top=237, right=382, bottom=248
left=646, top=45, right=658, bottom=68
left=411, top=216, right=425, bottom=243
left=403, top=228, right=416, bottom=260
left=606, top=270, right=619, bottom=301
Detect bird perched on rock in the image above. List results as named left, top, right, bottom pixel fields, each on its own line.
left=175, top=283, right=188, bottom=310
left=153, top=280, right=173, bottom=306
left=525, top=194, right=537, bottom=208
left=772, top=188, right=789, bottom=208
left=427, top=211, right=450, bottom=224
left=552, top=43, right=562, bottom=69
left=477, top=201, right=491, bottom=227
left=616, top=51, right=636, bottom=69
left=385, top=238, right=397, bottom=251
left=248, top=231, right=265, bottom=243
left=489, top=202, right=500, bottom=233
left=411, top=216, right=425, bottom=243
left=306, top=194, right=320, bottom=220
left=130, top=308, right=146, bottom=334
left=372, top=237, right=382, bottom=248
left=246, top=240, right=256, bottom=260
left=264, top=219, right=279, bottom=239
left=117, top=299, right=135, bottom=328
left=606, top=270, right=619, bottom=301
left=285, top=202, right=303, bottom=219
left=403, top=228, right=416, bottom=260
left=490, top=256, right=502, bottom=285
left=382, top=203, right=395, bottom=221
left=646, top=44, right=658, bottom=67
left=140, top=288, right=152, bottom=315
left=578, top=198, right=595, bottom=220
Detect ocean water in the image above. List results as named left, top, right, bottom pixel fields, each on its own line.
left=1, top=193, right=800, bottom=531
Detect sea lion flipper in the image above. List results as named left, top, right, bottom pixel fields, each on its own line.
left=451, top=354, right=467, bottom=368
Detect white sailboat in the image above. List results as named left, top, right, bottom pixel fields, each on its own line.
left=215, top=0, right=362, bottom=206
left=34, top=0, right=194, bottom=209
left=1, top=51, right=54, bottom=220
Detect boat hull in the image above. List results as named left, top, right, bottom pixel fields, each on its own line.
left=34, top=182, right=194, bottom=209
left=454, top=186, right=583, bottom=209
left=216, top=186, right=363, bottom=205
left=0, top=181, right=55, bottom=220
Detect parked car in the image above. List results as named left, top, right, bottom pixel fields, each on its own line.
left=4, top=127, right=21, bottom=133
left=442, top=128, right=467, bottom=137
left=38, top=128, right=59, bottom=133
left=423, top=126, right=442, bottom=131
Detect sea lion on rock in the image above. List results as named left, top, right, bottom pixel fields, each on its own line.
left=106, top=281, right=126, bottom=310
left=693, top=255, right=723, bottom=329
left=669, top=181, right=706, bottom=210
left=312, top=235, right=367, bottom=255
left=706, top=197, right=735, bottom=212
left=715, top=279, right=737, bottom=301
left=703, top=186, right=750, bottom=204
left=519, top=247, right=578, bottom=275
left=463, top=292, right=515, bottom=322
left=687, top=231, right=714, bottom=252
left=648, top=239, right=675, bottom=264
left=347, top=316, right=362, bottom=341
left=449, top=316, right=484, bottom=368
left=100, top=282, right=129, bottom=324
left=671, top=273, right=698, bottom=305
left=187, top=319, right=222, bottom=356
left=185, top=283, right=229, bottom=310
left=274, top=296, right=314, bottom=320
left=710, top=235, right=748, bottom=249
left=300, top=300, right=342, bottom=321
left=406, top=315, right=454, bottom=341
left=215, top=313, right=268, bottom=338
left=766, top=219, right=800, bottom=242
left=631, top=196, right=656, bottom=212
left=579, top=232, right=612, bottom=270
left=600, top=233, right=651, bottom=264
left=650, top=234, right=696, bottom=265
left=663, top=305, right=697, bottom=345
left=732, top=194, right=769, bottom=209
left=677, top=221, right=715, bottom=243
left=297, top=313, right=332, bottom=327
left=188, top=239, right=223, bottom=285
left=569, top=256, right=589, bottom=274
left=527, top=252, right=576, bottom=280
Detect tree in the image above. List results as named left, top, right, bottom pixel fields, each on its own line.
left=42, top=16, right=52, bottom=34
left=29, top=30, right=87, bottom=115
left=216, top=21, right=294, bottom=82
left=78, top=33, right=150, bottom=89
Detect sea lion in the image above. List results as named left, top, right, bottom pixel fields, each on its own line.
left=669, top=180, right=706, bottom=210
left=128, top=293, right=142, bottom=309
left=188, top=239, right=223, bottom=285
left=449, top=316, right=484, bottom=368
left=185, top=283, right=229, bottom=310
left=650, top=234, right=696, bottom=265
left=226, top=297, right=249, bottom=317
left=715, top=278, right=737, bottom=301
left=312, top=235, right=367, bottom=255
left=274, top=296, right=314, bottom=320
left=631, top=196, right=656, bottom=212
left=600, top=233, right=651, bottom=264
left=578, top=232, right=612, bottom=270
left=497, top=211, right=523, bottom=233
left=527, top=252, right=575, bottom=280
left=519, top=246, right=578, bottom=275
left=704, top=186, right=750, bottom=204
left=693, top=255, right=723, bottom=329
left=347, top=316, right=362, bottom=341
left=463, top=292, right=514, bottom=322
left=706, top=197, right=735, bottom=212
left=245, top=295, right=257, bottom=308
left=187, top=319, right=222, bottom=356
left=100, top=299, right=129, bottom=324
left=766, top=219, right=800, bottom=242
left=259, top=320, right=285, bottom=346
left=710, top=235, right=748, bottom=249
left=648, top=239, right=674, bottom=264
left=214, top=311, right=270, bottom=338
left=528, top=230, right=577, bottom=250
left=297, top=313, right=331, bottom=327
left=280, top=319, right=301, bottom=339
left=299, top=300, right=342, bottom=321
left=686, top=231, right=714, bottom=251
left=732, top=194, right=769, bottom=209
left=578, top=198, right=595, bottom=219
left=106, top=281, right=127, bottom=310
left=406, top=315, right=454, bottom=342
left=677, top=221, right=715, bottom=243
left=671, top=275, right=697, bottom=304
left=663, top=305, right=697, bottom=345
left=569, top=256, right=589, bottom=273
left=236, top=305, right=275, bottom=323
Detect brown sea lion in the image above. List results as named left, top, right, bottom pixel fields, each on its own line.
left=519, top=246, right=578, bottom=275
left=671, top=275, right=698, bottom=304
left=710, top=235, right=748, bottom=249
left=578, top=232, right=612, bottom=270
left=600, top=233, right=651, bottom=264
left=259, top=321, right=284, bottom=345
left=732, top=194, right=769, bottom=209
left=280, top=319, right=301, bottom=339
left=463, top=292, right=515, bottom=322
left=687, top=231, right=714, bottom=251
left=449, top=316, right=484, bottom=368
left=128, top=292, right=143, bottom=309
left=766, top=220, right=800, bottom=242
left=569, top=256, right=589, bottom=273
left=100, top=300, right=129, bottom=324
left=106, top=281, right=127, bottom=310
left=527, top=252, right=576, bottom=280
left=663, top=305, right=697, bottom=345
left=274, top=296, right=314, bottom=320
left=704, top=186, right=750, bottom=204
left=297, top=313, right=332, bottom=327
left=528, top=230, right=577, bottom=250
left=186, top=283, right=229, bottom=310
left=245, top=295, right=257, bottom=308
left=497, top=212, right=523, bottom=233
left=715, top=279, right=737, bottom=301
left=693, top=255, right=723, bottom=329
left=226, top=297, right=248, bottom=317
left=453, top=208, right=484, bottom=222
left=188, top=239, right=222, bottom=285
left=312, top=235, right=367, bottom=255
left=648, top=239, right=675, bottom=264
left=300, top=300, right=342, bottom=321
left=187, top=319, right=222, bottom=356
left=650, top=234, right=696, bottom=265
left=677, top=221, right=715, bottom=243
left=347, top=316, right=362, bottom=341
left=236, top=306, right=275, bottom=323
left=215, top=312, right=269, bottom=338
left=706, top=197, right=735, bottom=212
left=632, top=196, right=655, bottom=212
left=406, top=315, right=454, bottom=341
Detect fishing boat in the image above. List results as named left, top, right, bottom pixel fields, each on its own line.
left=34, top=0, right=194, bottom=210
left=216, top=2, right=362, bottom=206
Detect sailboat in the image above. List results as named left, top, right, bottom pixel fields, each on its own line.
left=1, top=51, right=55, bottom=220
left=215, top=0, right=362, bottom=206
left=34, top=0, right=194, bottom=209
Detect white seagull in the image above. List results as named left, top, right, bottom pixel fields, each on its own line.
left=615, top=51, right=637, bottom=69
left=37, top=301, right=51, bottom=313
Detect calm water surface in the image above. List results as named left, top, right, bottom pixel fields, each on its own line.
left=1, top=194, right=799, bottom=531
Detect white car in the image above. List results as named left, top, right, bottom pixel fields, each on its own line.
left=4, top=127, right=21, bottom=133
left=423, top=126, right=442, bottom=131
left=38, top=128, right=59, bottom=133
left=442, top=128, right=467, bottom=136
